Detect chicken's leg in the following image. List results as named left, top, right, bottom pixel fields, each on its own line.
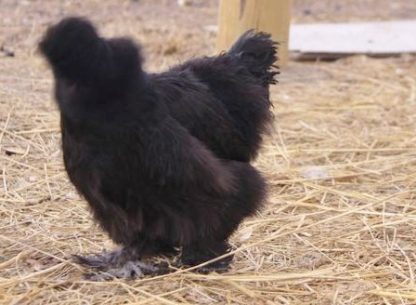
left=73, top=238, right=177, bottom=280
left=180, top=240, right=234, bottom=273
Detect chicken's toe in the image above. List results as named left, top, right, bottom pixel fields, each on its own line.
left=83, top=260, right=170, bottom=281
left=72, top=247, right=137, bottom=269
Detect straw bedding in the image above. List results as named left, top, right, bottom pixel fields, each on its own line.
left=1, top=0, right=416, bottom=304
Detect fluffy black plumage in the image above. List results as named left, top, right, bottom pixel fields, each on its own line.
left=39, top=17, right=278, bottom=274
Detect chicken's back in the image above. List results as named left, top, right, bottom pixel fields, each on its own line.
left=151, top=31, right=278, bottom=162
left=150, top=70, right=257, bottom=162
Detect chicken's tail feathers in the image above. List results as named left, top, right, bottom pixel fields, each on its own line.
left=228, top=30, right=279, bottom=86
left=39, top=17, right=142, bottom=85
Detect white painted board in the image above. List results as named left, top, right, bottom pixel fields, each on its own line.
left=290, top=20, right=416, bottom=58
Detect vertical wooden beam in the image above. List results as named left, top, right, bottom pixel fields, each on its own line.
left=217, top=0, right=292, bottom=65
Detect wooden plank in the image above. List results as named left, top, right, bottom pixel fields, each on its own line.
left=290, top=20, right=416, bottom=59
left=217, top=0, right=291, bottom=65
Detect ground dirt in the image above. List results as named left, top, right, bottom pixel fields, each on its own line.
left=1, top=1, right=416, bottom=304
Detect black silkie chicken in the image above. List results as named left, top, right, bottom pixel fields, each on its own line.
left=39, top=17, right=278, bottom=277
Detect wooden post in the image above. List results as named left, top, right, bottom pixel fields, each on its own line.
left=217, top=0, right=292, bottom=65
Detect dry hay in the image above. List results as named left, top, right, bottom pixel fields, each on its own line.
left=1, top=1, right=416, bottom=304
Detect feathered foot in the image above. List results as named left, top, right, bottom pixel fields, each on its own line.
left=180, top=241, right=234, bottom=273
left=72, top=243, right=176, bottom=280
